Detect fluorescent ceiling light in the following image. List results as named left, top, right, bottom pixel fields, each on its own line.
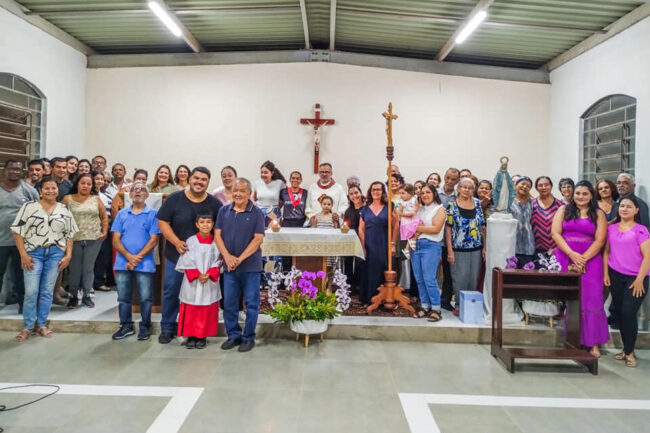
left=148, top=1, right=182, bottom=37
left=455, top=10, right=487, bottom=44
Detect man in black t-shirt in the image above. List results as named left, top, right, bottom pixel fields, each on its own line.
left=156, top=167, right=222, bottom=344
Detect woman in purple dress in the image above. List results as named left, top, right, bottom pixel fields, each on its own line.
left=552, top=180, right=609, bottom=357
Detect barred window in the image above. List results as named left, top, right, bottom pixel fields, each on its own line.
left=0, top=73, right=45, bottom=171
left=581, top=94, right=635, bottom=184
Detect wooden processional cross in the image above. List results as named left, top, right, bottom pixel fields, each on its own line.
left=367, top=102, right=415, bottom=316
left=300, top=104, right=335, bottom=173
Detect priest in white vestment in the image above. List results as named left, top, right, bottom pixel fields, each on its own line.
left=305, top=162, right=348, bottom=221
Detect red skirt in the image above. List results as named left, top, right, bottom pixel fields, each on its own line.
left=177, top=301, right=219, bottom=338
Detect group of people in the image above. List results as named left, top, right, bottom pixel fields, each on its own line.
left=1, top=156, right=648, bottom=363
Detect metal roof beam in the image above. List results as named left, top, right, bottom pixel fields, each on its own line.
left=0, top=0, right=95, bottom=55
left=148, top=0, right=204, bottom=53
left=545, top=2, right=650, bottom=71
left=329, top=0, right=337, bottom=50
left=87, top=49, right=549, bottom=84
left=298, top=0, right=310, bottom=49
left=436, top=0, right=494, bottom=61
left=24, top=5, right=299, bottom=17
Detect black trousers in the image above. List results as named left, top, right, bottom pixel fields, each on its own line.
left=441, top=247, right=454, bottom=307
left=93, top=236, right=115, bottom=288
left=609, top=268, right=648, bottom=354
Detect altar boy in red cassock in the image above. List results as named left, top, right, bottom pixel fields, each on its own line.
left=175, top=212, right=222, bottom=349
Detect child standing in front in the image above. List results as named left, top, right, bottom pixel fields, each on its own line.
left=175, top=212, right=221, bottom=349
left=398, top=184, right=422, bottom=259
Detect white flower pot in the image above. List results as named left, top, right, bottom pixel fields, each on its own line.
left=290, top=319, right=328, bottom=335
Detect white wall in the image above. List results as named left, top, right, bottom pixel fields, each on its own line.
left=0, top=8, right=87, bottom=157
left=549, top=17, right=650, bottom=200
left=85, top=62, right=550, bottom=189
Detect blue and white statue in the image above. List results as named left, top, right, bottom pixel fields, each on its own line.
left=493, top=156, right=515, bottom=213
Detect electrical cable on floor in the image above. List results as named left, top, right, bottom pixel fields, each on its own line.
left=0, top=384, right=61, bottom=433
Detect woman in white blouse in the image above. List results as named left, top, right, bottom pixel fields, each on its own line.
left=253, top=160, right=286, bottom=225
left=11, top=177, right=78, bottom=342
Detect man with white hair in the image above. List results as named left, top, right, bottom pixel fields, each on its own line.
left=609, top=173, right=649, bottom=228
left=111, top=181, right=161, bottom=341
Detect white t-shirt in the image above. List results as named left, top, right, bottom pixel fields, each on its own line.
left=417, top=203, right=444, bottom=242
left=254, top=179, right=285, bottom=208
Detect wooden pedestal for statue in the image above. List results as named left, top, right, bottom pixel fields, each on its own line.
left=366, top=270, right=415, bottom=315
left=491, top=268, right=598, bottom=375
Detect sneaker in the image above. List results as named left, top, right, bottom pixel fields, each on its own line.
left=220, top=338, right=241, bottom=350
left=81, top=296, right=95, bottom=308
left=158, top=332, right=174, bottom=344
left=185, top=337, right=197, bottom=349
left=238, top=340, right=255, bottom=352
left=67, top=296, right=79, bottom=309
left=195, top=338, right=207, bottom=349
left=137, top=326, right=151, bottom=341
left=441, top=303, right=454, bottom=312
left=112, top=325, right=135, bottom=340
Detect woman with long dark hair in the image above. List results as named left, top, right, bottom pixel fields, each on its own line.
left=358, top=181, right=398, bottom=306
left=62, top=173, right=109, bottom=308
left=552, top=180, right=609, bottom=357
left=174, top=164, right=191, bottom=189
left=343, top=183, right=365, bottom=290
left=603, top=196, right=649, bottom=367
left=254, top=160, right=286, bottom=225
left=411, top=183, right=445, bottom=321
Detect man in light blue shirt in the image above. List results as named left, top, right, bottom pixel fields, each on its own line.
left=110, top=182, right=161, bottom=341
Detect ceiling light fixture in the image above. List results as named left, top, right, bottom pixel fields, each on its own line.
left=148, top=0, right=182, bottom=37
left=455, top=10, right=487, bottom=44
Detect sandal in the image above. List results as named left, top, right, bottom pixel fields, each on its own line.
left=413, top=309, right=428, bottom=319
left=37, top=326, right=54, bottom=338
left=15, top=329, right=31, bottom=343
left=614, top=351, right=626, bottom=360
left=427, top=311, right=442, bottom=322
left=625, top=354, right=637, bottom=368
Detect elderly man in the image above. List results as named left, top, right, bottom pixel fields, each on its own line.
left=157, top=167, right=222, bottom=344
left=346, top=175, right=361, bottom=189
left=305, top=162, right=348, bottom=221
left=439, top=167, right=460, bottom=311
left=609, top=173, right=649, bottom=228
left=215, top=178, right=265, bottom=352
left=1, top=159, right=39, bottom=312
left=110, top=181, right=161, bottom=341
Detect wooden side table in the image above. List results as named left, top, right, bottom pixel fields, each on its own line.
left=491, top=268, right=598, bottom=375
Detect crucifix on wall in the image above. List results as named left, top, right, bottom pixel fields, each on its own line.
left=300, top=103, right=335, bottom=173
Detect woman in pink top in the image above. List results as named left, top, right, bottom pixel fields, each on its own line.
left=603, top=196, right=650, bottom=368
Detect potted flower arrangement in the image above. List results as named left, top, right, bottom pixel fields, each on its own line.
left=267, top=267, right=351, bottom=346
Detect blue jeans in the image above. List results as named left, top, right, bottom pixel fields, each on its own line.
left=22, top=246, right=64, bottom=329
left=0, top=245, right=23, bottom=306
left=223, top=270, right=261, bottom=342
left=411, top=239, right=442, bottom=310
left=161, top=258, right=184, bottom=333
left=116, top=270, right=153, bottom=328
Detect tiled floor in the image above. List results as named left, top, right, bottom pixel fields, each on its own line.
left=0, top=332, right=649, bottom=433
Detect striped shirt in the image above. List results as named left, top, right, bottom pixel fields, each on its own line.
left=531, top=197, right=563, bottom=251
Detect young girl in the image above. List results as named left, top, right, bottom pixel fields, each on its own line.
left=310, top=195, right=340, bottom=276
left=397, top=184, right=421, bottom=258
left=175, top=212, right=221, bottom=349
left=310, top=195, right=340, bottom=229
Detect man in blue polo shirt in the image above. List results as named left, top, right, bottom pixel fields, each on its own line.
left=110, top=182, right=161, bottom=341
left=215, top=177, right=265, bottom=352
